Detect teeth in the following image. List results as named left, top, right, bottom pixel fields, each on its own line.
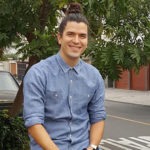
left=70, top=46, right=80, bottom=48
left=70, top=45, right=80, bottom=48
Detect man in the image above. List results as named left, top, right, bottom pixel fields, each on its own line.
left=23, top=3, right=106, bottom=150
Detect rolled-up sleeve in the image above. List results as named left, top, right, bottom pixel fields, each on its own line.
left=88, top=71, right=106, bottom=124
left=23, top=66, right=46, bottom=128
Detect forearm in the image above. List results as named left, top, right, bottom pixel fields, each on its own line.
left=28, top=124, right=59, bottom=150
left=88, top=120, right=105, bottom=149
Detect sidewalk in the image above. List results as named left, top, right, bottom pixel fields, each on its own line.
left=105, top=88, right=150, bottom=106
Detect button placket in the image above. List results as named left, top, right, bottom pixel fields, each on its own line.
left=68, top=69, right=74, bottom=103
left=69, top=121, right=72, bottom=125
left=68, top=68, right=75, bottom=142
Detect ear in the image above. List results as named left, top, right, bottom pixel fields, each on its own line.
left=57, top=33, right=62, bottom=45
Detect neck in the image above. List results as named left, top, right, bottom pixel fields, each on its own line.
left=59, top=51, right=79, bottom=67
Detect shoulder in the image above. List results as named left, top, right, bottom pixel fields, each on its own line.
left=30, top=54, right=57, bottom=72
left=34, top=54, right=57, bottom=70
left=80, top=60, right=104, bottom=90
left=80, top=60, right=104, bottom=86
left=81, top=60, right=101, bottom=77
left=25, top=54, right=58, bottom=80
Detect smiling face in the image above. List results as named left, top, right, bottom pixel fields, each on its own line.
left=57, top=21, right=88, bottom=63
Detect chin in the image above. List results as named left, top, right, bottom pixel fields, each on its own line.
left=68, top=54, right=81, bottom=59
left=68, top=52, right=81, bottom=58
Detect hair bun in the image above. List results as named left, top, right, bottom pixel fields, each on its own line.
left=66, top=3, right=82, bottom=15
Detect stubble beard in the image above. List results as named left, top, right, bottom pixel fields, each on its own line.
left=67, top=51, right=81, bottom=59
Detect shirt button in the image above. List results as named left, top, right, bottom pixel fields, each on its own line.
left=70, top=80, right=73, bottom=83
left=69, top=96, right=72, bottom=99
left=70, top=134, right=72, bottom=138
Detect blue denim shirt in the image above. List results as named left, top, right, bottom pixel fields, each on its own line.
left=23, top=53, right=106, bottom=150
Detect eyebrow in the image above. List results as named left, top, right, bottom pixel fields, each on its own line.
left=66, top=31, right=87, bottom=35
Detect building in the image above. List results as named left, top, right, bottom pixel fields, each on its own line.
left=0, top=60, right=28, bottom=81
left=115, top=65, right=150, bottom=91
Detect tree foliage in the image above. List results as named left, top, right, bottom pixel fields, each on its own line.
left=0, top=110, right=29, bottom=149
left=0, top=0, right=150, bottom=79
left=82, top=0, right=150, bottom=79
left=0, top=0, right=150, bottom=115
left=0, top=0, right=59, bottom=60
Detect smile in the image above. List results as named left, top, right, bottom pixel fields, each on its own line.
left=69, top=45, right=81, bottom=49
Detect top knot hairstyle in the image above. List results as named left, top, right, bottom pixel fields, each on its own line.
left=66, top=2, right=82, bottom=14
left=59, top=2, right=89, bottom=36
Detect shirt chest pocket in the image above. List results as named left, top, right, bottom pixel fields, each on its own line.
left=74, top=90, right=95, bottom=106
left=45, top=90, right=66, bottom=117
left=45, top=90, right=63, bottom=104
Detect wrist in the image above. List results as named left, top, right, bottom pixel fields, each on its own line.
left=89, top=144, right=97, bottom=150
left=86, top=147, right=93, bottom=150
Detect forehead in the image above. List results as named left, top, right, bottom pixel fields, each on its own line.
left=64, top=21, right=88, bottom=34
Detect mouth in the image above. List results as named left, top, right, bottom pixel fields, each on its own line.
left=69, top=45, right=81, bottom=51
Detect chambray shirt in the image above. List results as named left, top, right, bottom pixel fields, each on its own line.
left=23, top=53, right=106, bottom=150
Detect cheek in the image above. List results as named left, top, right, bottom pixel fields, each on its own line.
left=83, top=40, right=88, bottom=49
left=61, top=38, right=70, bottom=46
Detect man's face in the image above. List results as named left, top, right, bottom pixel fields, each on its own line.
left=58, top=21, right=88, bottom=59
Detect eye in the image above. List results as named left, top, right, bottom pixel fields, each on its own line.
left=67, top=32, right=74, bottom=37
left=80, top=34, right=87, bottom=38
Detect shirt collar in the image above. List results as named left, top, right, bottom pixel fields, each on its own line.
left=56, top=52, right=81, bottom=74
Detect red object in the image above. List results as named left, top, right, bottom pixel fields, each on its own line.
left=115, top=65, right=150, bottom=91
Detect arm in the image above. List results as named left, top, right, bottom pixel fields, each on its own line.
left=87, top=70, right=106, bottom=150
left=28, top=124, right=59, bottom=150
left=87, top=120, right=105, bottom=150
left=23, top=66, right=59, bottom=150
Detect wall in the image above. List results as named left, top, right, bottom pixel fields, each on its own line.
left=130, top=66, right=149, bottom=91
left=115, top=65, right=150, bottom=91
left=0, top=61, right=9, bottom=71
left=115, top=70, right=130, bottom=89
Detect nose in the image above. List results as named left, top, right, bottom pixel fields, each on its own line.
left=73, top=35, right=79, bottom=44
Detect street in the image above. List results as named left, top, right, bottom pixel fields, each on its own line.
left=99, top=101, right=150, bottom=150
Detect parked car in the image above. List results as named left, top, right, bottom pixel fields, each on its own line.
left=0, top=71, right=19, bottom=110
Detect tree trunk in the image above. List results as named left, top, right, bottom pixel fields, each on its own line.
left=0, top=48, right=4, bottom=58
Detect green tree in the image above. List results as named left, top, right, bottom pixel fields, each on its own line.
left=0, top=0, right=150, bottom=116
left=82, top=0, right=150, bottom=80
left=0, top=0, right=61, bottom=116
left=0, top=110, right=29, bottom=150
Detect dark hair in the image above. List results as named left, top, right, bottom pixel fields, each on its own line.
left=59, top=3, right=89, bottom=36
